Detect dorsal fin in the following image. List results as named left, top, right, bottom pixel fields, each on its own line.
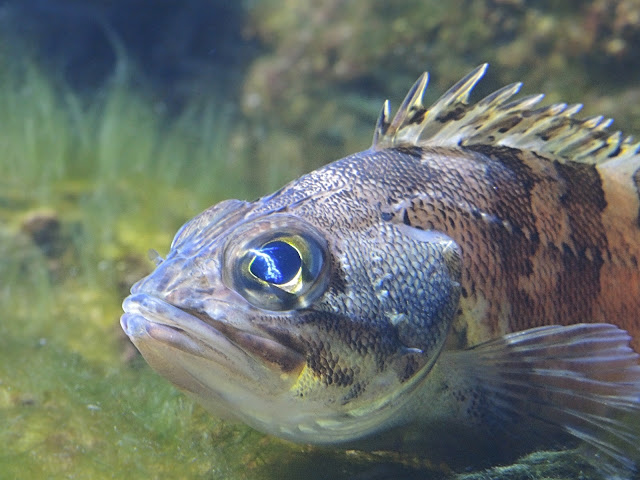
left=372, top=63, right=640, bottom=166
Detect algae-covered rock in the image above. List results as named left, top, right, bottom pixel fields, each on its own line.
left=240, top=0, right=640, bottom=188
left=21, top=209, right=64, bottom=259
left=455, top=449, right=602, bottom=480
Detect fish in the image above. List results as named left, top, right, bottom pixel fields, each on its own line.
left=121, top=64, right=640, bottom=478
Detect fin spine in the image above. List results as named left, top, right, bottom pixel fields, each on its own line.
left=372, top=64, right=640, bottom=168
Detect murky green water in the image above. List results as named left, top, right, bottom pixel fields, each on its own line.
left=1, top=1, right=639, bottom=479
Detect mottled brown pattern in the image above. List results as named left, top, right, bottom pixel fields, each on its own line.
left=376, top=145, right=640, bottom=350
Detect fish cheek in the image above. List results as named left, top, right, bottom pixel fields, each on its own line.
left=279, top=311, right=392, bottom=407
left=287, top=224, right=463, bottom=407
left=289, top=358, right=361, bottom=404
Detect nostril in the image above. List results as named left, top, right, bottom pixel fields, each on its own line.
left=148, top=249, right=164, bottom=266
left=128, top=254, right=194, bottom=298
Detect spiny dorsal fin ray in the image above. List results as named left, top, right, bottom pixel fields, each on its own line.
left=372, top=64, right=640, bottom=166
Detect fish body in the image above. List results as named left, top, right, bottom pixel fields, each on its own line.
left=121, top=65, right=640, bottom=476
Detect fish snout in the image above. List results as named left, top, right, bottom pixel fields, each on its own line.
left=130, top=252, right=216, bottom=297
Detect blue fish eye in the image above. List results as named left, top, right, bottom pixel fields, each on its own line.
left=249, top=241, right=302, bottom=285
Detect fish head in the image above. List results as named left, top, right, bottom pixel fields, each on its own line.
left=121, top=174, right=462, bottom=444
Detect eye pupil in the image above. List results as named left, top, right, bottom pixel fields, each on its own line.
left=249, top=241, right=301, bottom=284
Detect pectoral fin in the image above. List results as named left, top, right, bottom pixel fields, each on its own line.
left=444, top=323, right=640, bottom=479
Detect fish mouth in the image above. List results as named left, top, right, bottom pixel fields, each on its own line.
left=121, top=293, right=305, bottom=378
left=122, top=293, right=235, bottom=362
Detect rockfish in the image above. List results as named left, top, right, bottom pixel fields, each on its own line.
left=121, top=64, right=640, bottom=478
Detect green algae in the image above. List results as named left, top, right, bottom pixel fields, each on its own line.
left=0, top=330, right=252, bottom=479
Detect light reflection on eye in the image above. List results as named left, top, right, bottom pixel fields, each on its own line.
left=249, top=241, right=302, bottom=285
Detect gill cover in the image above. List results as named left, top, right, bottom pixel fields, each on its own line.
left=368, top=223, right=462, bottom=357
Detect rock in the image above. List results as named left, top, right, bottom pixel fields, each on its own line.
left=20, top=209, right=64, bottom=259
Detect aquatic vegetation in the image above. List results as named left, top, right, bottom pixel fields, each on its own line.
left=0, top=56, right=252, bottom=285
left=0, top=58, right=269, bottom=479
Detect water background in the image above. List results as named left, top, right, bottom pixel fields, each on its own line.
left=1, top=1, right=639, bottom=478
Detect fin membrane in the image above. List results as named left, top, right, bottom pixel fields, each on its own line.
left=373, top=64, right=640, bottom=169
left=453, top=323, right=640, bottom=478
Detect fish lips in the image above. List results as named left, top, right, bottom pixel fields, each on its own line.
left=122, top=293, right=233, bottom=360
left=121, top=293, right=305, bottom=394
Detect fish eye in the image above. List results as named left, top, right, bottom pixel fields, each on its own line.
left=223, top=218, right=330, bottom=311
